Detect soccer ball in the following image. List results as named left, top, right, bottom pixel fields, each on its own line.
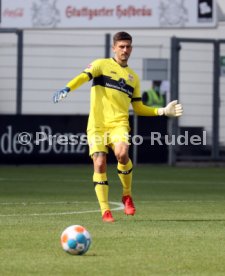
left=60, top=225, right=92, bottom=255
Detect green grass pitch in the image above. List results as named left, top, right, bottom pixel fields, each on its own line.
left=0, top=165, right=225, bottom=275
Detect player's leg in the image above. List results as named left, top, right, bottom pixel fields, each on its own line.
left=110, top=127, right=136, bottom=215
left=114, top=142, right=135, bottom=215
left=114, top=141, right=132, bottom=196
left=88, top=130, right=114, bottom=222
left=93, top=153, right=114, bottom=222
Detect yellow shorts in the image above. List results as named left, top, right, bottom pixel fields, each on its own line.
left=87, top=126, right=130, bottom=156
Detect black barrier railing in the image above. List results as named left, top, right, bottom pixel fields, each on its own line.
left=170, top=37, right=225, bottom=164
left=16, top=30, right=23, bottom=115
left=105, top=33, right=111, bottom=58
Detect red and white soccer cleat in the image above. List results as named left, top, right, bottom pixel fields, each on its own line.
left=122, top=195, right=136, bottom=216
left=102, top=210, right=115, bottom=222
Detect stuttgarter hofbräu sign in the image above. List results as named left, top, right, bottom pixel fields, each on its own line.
left=0, top=0, right=217, bottom=29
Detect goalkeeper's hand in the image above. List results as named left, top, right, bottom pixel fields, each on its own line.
left=158, top=100, right=183, bottom=117
left=53, top=87, right=70, bottom=103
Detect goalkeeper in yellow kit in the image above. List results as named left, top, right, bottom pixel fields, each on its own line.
left=53, top=32, right=183, bottom=222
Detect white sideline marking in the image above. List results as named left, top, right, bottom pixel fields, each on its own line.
left=0, top=201, right=123, bottom=217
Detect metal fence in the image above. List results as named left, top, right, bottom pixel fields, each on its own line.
left=170, top=37, right=225, bottom=163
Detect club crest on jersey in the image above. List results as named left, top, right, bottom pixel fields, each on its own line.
left=128, top=74, right=134, bottom=82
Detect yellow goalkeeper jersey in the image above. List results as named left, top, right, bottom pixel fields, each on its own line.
left=83, top=58, right=140, bottom=130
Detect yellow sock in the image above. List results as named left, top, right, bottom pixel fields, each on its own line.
left=117, top=159, right=133, bottom=196
left=93, top=172, right=109, bottom=215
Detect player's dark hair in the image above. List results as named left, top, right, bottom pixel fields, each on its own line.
left=113, top=32, right=132, bottom=45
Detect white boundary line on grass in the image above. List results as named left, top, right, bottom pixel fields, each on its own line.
left=0, top=201, right=123, bottom=217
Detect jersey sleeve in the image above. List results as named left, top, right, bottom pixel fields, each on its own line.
left=65, top=59, right=102, bottom=92
left=83, top=59, right=102, bottom=80
left=66, top=72, right=89, bottom=91
left=132, top=101, right=158, bottom=116
left=131, top=75, right=158, bottom=116
left=131, top=74, right=141, bottom=101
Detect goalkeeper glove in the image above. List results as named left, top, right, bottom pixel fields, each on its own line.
left=158, top=100, right=183, bottom=117
left=53, top=87, right=70, bottom=103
